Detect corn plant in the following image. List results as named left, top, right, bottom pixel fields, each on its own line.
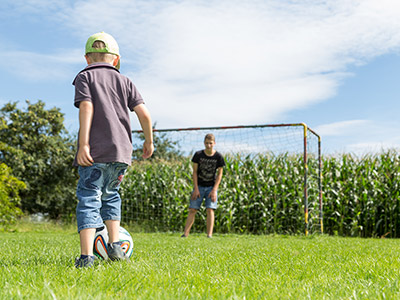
left=121, top=153, right=320, bottom=235
left=322, top=150, right=400, bottom=237
left=120, top=150, right=400, bottom=237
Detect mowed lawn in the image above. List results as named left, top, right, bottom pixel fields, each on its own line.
left=1, top=223, right=400, bottom=299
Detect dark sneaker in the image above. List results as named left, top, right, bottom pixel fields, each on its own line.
left=75, top=255, right=96, bottom=268
left=207, top=235, right=212, bottom=238
left=107, top=242, right=130, bottom=262
left=181, top=234, right=187, bottom=238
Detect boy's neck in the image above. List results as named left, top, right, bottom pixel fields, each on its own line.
left=204, top=149, right=215, bottom=156
left=88, top=61, right=113, bottom=66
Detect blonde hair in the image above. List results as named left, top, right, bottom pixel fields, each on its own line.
left=204, top=133, right=215, bottom=142
left=86, top=41, right=117, bottom=64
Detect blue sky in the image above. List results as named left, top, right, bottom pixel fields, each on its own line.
left=1, top=0, right=400, bottom=155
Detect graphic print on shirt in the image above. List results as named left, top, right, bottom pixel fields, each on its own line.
left=198, top=158, right=218, bottom=183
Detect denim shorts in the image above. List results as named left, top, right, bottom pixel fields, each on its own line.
left=189, top=185, right=218, bottom=210
left=76, top=162, right=127, bottom=232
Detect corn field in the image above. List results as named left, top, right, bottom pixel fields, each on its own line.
left=322, top=150, right=400, bottom=238
left=121, top=152, right=320, bottom=235
left=123, top=124, right=322, bottom=235
left=121, top=150, right=400, bottom=237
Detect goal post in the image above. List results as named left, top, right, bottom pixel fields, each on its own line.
left=302, top=124, right=323, bottom=235
left=123, top=123, right=322, bottom=235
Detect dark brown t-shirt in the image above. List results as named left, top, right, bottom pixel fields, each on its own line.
left=72, top=63, right=144, bottom=166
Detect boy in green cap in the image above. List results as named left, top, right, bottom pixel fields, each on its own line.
left=73, top=32, right=154, bottom=268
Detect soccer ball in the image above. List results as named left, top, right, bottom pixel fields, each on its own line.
left=93, top=225, right=134, bottom=260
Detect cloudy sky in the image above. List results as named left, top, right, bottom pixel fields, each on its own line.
left=1, top=0, right=400, bottom=154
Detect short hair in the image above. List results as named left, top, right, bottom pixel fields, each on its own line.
left=204, top=133, right=215, bottom=142
left=86, top=41, right=117, bottom=64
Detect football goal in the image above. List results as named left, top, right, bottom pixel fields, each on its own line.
left=122, top=123, right=322, bottom=235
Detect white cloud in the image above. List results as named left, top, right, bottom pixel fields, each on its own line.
left=66, top=0, right=400, bottom=128
left=0, top=49, right=82, bottom=81
left=345, top=142, right=400, bottom=155
left=1, top=0, right=67, bottom=14
left=314, top=120, right=370, bottom=136
left=3, top=0, right=400, bottom=130
left=316, top=119, right=400, bottom=154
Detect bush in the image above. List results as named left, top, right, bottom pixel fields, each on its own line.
left=0, top=163, right=26, bottom=224
left=0, top=100, right=78, bottom=219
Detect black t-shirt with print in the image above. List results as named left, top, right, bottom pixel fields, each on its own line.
left=192, top=150, right=225, bottom=187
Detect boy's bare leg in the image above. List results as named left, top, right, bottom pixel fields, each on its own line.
left=105, top=219, right=129, bottom=261
left=183, top=208, right=197, bottom=236
left=105, top=219, right=120, bottom=243
left=80, top=228, right=96, bottom=255
left=206, top=208, right=215, bottom=237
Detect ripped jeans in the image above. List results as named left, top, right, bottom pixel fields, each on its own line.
left=76, top=162, right=127, bottom=232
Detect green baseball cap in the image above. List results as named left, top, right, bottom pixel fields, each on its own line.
left=85, top=32, right=120, bottom=69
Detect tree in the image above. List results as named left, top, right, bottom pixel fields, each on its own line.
left=0, top=100, right=78, bottom=219
left=132, top=124, right=184, bottom=161
left=0, top=163, right=26, bottom=225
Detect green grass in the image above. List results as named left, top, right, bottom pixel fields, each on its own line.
left=1, top=223, right=400, bottom=299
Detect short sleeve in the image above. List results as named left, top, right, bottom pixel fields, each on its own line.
left=192, top=151, right=200, bottom=163
left=217, top=153, right=225, bottom=168
left=128, top=81, right=144, bottom=111
left=73, top=73, right=92, bottom=108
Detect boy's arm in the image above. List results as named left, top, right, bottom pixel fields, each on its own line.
left=133, top=104, right=154, bottom=159
left=76, top=101, right=94, bottom=166
left=191, top=163, right=200, bottom=200
left=209, top=167, right=223, bottom=202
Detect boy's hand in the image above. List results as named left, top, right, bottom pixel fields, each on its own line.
left=77, top=144, right=94, bottom=166
left=142, top=141, right=154, bottom=159
left=191, top=188, right=200, bottom=200
left=209, top=189, right=217, bottom=202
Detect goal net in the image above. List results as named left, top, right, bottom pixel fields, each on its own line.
left=121, top=123, right=322, bottom=235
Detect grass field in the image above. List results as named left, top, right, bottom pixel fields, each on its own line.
left=1, top=223, right=400, bottom=299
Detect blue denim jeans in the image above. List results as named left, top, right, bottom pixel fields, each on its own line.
left=189, top=186, right=218, bottom=210
left=76, top=162, right=127, bottom=232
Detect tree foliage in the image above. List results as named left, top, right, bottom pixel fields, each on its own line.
left=0, top=100, right=78, bottom=219
left=0, top=163, right=26, bottom=225
left=132, top=124, right=183, bottom=161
